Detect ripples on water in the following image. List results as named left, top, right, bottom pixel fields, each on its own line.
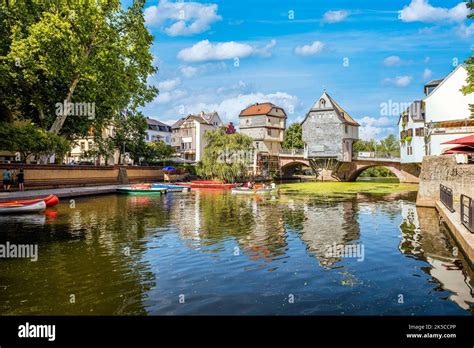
left=0, top=189, right=472, bottom=315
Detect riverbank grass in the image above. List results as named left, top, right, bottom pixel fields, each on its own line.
left=279, top=181, right=418, bottom=195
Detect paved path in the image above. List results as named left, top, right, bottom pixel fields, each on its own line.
left=0, top=185, right=125, bottom=202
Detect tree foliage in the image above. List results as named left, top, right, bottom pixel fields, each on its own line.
left=197, top=128, right=253, bottom=183
left=353, top=134, right=400, bottom=157
left=282, top=122, right=304, bottom=150
left=0, top=121, right=71, bottom=162
left=110, top=112, right=148, bottom=164
left=0, top=0, right=157, bottom=138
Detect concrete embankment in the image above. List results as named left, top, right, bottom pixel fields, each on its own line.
left=416, top=155, right=474, bottom=208
left=416, top=155, right=474, bottom=264
left=0, top=185, right=123, bottom=202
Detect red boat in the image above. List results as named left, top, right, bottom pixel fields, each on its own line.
left=176, top=180, right=240, bottom=189
left=1, top=195, right=60, bottom=208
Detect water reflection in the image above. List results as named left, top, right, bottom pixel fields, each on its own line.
left=399, top=204, right=474, bottom=312
left=0, top=189, right=473, bottom=315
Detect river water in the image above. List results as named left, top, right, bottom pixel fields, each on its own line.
left=0, top=188, right=473, bottom=315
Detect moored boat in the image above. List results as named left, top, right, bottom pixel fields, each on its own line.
left=176, top=180, right=240, bottom=189
left=0, top=200, right=47, bottom=214
left=231, top=187, right=277, bottom=195
left=116, top=185, right=167, bottom=194
left=5, top=195, right=59, bottom=208
left=151, top=184, right=190, bottom=192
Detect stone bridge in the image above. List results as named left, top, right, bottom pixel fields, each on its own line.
left=278, top=152, right=420, bottom=183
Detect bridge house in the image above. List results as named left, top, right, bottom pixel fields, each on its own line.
left=301, top=92, right=360, bottom=163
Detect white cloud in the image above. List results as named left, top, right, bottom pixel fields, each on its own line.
left=357, top=116, right=395, bottom=140
left=294, top=41, right=325, bottom=56
left=144, top=0, right=222, bottom=36
left=157, top=78, right=181, bottom=91
left=422, top=68, right=433, bottom=80
left=154, top=89, right=188, bottom=104
left=456, top=22, right=474, bottom=38
left=180, top=66, right=198, bottom=78
left=382, top=75, right=413, bottom=87
left=399, top=0, right=468, bottom=23
left=173, top=91, right=299, bottom=122
left=177, top=39, right=276, bottom=62
left=322, top=10, right=350, bottom=23
left=383, top=55, right=402, bottom=67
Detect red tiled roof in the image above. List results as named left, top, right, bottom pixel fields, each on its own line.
left=239, top=102, right=286, bottom=117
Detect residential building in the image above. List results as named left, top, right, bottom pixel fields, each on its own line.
left=399, top=65, right=474, bottom=163
left=67, top=125, right=120, bottom=165
left=171, top=111, right=223, bottom=162
left=146, top=118, right=172, bottom=145
left=398, top=101, right=425, bottom=163
left=301, top=91, right=359, bottom=162
left=238, top=102, right=287, bottom=175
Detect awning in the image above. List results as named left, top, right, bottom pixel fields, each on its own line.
left=442, top=145, right=474, bottom=154
left=442, top=134, right=474, bottom=146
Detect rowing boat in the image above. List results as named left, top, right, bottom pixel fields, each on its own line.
left=116, top=186, right=167, bottom=194
left=4, top=195, right=60, bottom=208
left=0, top=200, right=47, bottom=214
left=151, top=184, right=191, bottom=192
left=175, top=180, right=240, bottom=189
left=231, top=187, right=277, bottom=195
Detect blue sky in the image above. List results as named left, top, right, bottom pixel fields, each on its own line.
left=131, top=0, right=473, bottom=140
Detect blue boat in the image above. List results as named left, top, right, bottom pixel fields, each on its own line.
left=151, top=184, right=191, bottom=192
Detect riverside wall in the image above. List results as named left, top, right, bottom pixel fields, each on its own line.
left=416, top=155, right=474, bottom=208
left=0, top=164, right=187, bottom=189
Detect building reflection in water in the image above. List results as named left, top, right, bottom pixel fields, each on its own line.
left=285, top=196, right=361, bottom=268
left=399, top=203, right=474, bottom=312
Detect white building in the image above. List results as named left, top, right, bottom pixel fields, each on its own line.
left=171, top=111, right=223, bottom=162
left=399, top=65, right=474, bottom=163
left=146, top=118, right=172, bottom=145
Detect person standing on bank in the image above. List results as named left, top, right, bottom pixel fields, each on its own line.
left=17, top=168, right=25, bottom=192
left=3, top=168, right=12, bottom=192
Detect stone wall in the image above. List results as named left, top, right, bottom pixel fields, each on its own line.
left=416, top=155, right=474, bottom=207
left=0, top=164, right=186, bottom=189
left=302, top=110, right=343, bottom=160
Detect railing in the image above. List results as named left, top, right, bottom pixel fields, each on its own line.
left=440, top=184, right=455, bottom=213
left=461, top=194, right=474, bottom=233
left=279, top=149, right=305, bottom=156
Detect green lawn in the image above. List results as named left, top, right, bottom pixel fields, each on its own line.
left=278, top=181, right=419, bottom=195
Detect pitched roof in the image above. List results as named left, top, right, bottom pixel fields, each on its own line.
left=147, top=118, right=172, bottom=131
left=302, top=92, right=360, bottom=126
left=424, top=64, right=466, bottom=99
left=172, top=111, right=221, bottom=128
left=239, top=102, right=286, bottom=117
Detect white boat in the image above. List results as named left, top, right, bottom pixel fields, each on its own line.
left=0, top=200, right=47, bottom=215
left=231, top=187, right=277, bottom=195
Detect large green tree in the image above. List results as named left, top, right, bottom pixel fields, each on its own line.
left=197, top=129, right=253, bottom=183
left=0, top=0, right=157, bottom=138
left=111, top=112, right=148, bottom=164
left=282, top=122, right=304, bottom=150
left=0, top=121, right=71, bottom=162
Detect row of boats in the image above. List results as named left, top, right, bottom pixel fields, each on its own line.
left=0, top=180, right=277, bottom=215
left=116, top=180, right=278, bottom=195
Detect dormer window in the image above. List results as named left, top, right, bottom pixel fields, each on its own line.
left=319, top=98, right=326, bottom=108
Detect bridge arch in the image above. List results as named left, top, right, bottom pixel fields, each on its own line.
left=280, top=161, right=310, bottom=177
left=346, top=164, right=403, bottom=182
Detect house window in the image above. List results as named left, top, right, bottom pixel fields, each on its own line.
left=345, top=125, right=348, bottom=133
left=407, top=128, right=413, bottom=137
left=319, top=98, right=326, bottom=108
left=415, top=127, right=424, bottom=137
left=80, top=142, right=85, bottom=151
left=267, top=129, right=271, bottom=136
